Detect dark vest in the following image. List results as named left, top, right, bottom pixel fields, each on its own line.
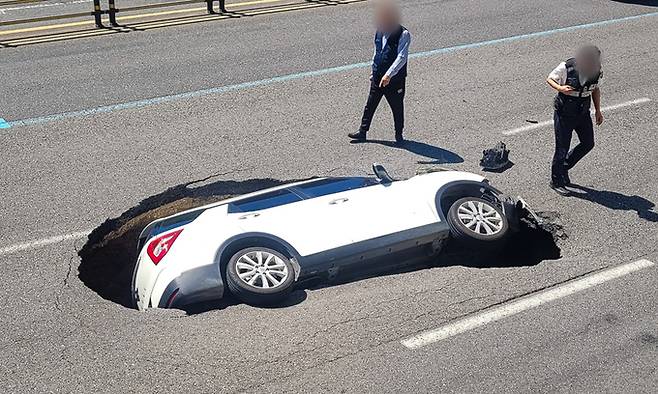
left=372, top=25, right=408, bottom=85
left=554, top=58, right=602, bottom=116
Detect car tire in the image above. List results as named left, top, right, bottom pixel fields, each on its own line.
left=226, top=247, right=295, bottom=306
left=447, top=197, right=509, bottom=246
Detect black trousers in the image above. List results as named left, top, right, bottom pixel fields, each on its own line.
left=551, top=111, right=595, bottom=184
left=359, top=78, right=405, bottom=134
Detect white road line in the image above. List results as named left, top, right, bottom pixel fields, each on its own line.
left=502, top=97, right=652, bottom=135
left=0, top=230, right=91, bottom=257
left=401, top=259, right=655, bottom=350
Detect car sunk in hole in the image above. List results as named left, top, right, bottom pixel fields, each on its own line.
left=132, top=164, right=536, bottom=310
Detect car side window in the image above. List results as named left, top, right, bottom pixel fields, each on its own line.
left=228, top=189, right=302, bottom=213
left=298, top=177, right=379, bottom=198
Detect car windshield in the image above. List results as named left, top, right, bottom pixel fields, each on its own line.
left=296, top=177, right=379, bottom=198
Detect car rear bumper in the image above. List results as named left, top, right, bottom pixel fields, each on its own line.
left=132, top=255, right=224, bottom=310
left=132, top=254, right=158, bottom=310
left=156, top=264, right=225, bottom=309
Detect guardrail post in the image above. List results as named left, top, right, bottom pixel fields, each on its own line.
left=108, top=0, right=118, bottom=26
left=206, top=0, right=227, bottom=14
left=92, top=0, right=103, bottom=27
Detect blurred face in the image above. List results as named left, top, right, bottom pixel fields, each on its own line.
left=374, top=2, right=400, bottom=33
left=576, top=50, right=601, bottom=77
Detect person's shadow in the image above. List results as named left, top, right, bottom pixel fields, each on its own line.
left=569, top=184, right=658, bottom=222
left=610, top=0, right=658, bottom=6
left=354, top=139, right=464, bottom=165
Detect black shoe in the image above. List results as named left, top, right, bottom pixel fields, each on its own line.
left=563, top=172, right=572, bottom=186
left=348, top=131, right=367, bottom=141
left=395, top=132, right=404, bottom=144
left=550, top=182, right=570, bottom=196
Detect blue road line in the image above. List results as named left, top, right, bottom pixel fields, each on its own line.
left=7, top=10, right=658, bottom=129
left=7, top=61, right=371, bottom=129
left=0, top=118, right=10, bottom=129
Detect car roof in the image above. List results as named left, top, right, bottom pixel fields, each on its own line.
left=138, top=177, right=329, bottom=239
left=142, top=176, right=387, bottom=237
left=174, top=177, right=328, bottom=216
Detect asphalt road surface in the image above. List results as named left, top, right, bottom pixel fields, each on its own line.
left=1, top=0, right=658, bottom=392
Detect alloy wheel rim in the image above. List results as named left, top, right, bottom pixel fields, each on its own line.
left=457, top=200, right=504, bottom=236
left=235, top=251, right=289, bottom=289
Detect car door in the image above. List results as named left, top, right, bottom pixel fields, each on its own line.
left=334, top=180, right=438, bottom=244
left=293, top=177, right=436, bottom=244
left=228, top=187, right=354, bottom=257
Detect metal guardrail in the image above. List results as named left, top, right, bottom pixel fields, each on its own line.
left=0, top=0, right=227, bottom=29
left=106, top=0, right=227, bottom=27
left=1, top=11, right=97, bottom=27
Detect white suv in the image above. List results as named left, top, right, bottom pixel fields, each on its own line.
left=132, top=165, right=528, bottom=310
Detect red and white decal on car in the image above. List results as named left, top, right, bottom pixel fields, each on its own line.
left=147, top=229, right=183, bottom=265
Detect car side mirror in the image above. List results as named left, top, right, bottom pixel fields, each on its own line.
left=372, top=163, right=394, bottom=184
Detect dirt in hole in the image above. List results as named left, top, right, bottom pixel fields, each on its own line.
left=78, top=176, right=566, bottom=310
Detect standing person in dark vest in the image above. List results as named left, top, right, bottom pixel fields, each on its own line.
left=349, top=0, right=411, bottom=144
left=546, top=45, right=604, bottom=196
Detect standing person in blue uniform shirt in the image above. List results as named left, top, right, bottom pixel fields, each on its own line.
left=349, top=0, right=411, bottom=144
left=546, top=45, right=604, bottom=196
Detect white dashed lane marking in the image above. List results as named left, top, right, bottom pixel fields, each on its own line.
left=0, top=230, right=91, bottom=257
left=401, top=259, right=655, bottom=349
left=502, top=97, right=652, bottom=135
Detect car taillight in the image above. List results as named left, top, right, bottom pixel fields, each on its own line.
left=146, top=229, right=183, bottom=265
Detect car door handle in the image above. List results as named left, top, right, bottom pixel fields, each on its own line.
left=329, top=197, right=349, bottom=205
left=239, top=213, right=261, bottom=220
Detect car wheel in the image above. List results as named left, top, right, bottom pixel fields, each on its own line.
left=447, top=197, right=509, bottom=246
left=226, top=247, right=295, bottom=306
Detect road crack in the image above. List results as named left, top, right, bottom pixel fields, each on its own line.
left=54, top=242, right=80, bottom=313
left=184, top=166, right=255, bottom=188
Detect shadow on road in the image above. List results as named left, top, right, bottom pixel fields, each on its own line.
left=610, top=0, right=658, bottom=6
left=182, top=288, right=309, bottom=315
left=568, top=184, right=658, bottom=222
left=481, top=160, right=515, bottom=173
left=78, top=175, right=564, bottom=315
left=354, top=139, right=464, bottom=165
